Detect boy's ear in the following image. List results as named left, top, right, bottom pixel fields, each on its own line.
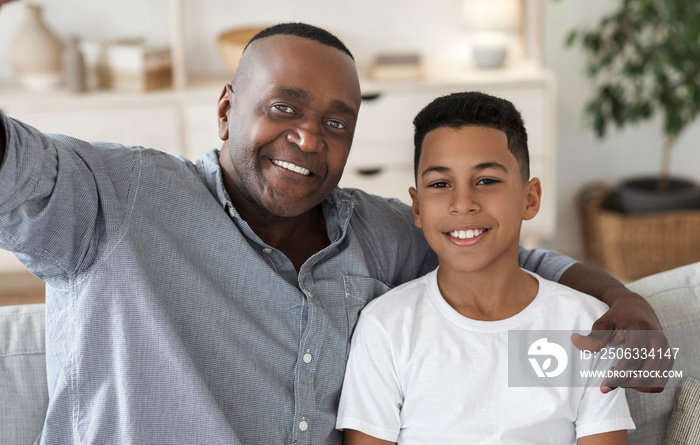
left=522, top=177, right=541, bottom=221
left=408, top=186, right=423, bottom=229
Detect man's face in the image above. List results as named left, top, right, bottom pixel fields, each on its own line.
left=218, top=35, right=361, bottom=219
left=409, top=126, right=541, bottom=275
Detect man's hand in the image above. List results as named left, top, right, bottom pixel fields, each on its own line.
left=560, top=263, right=671, bottom=393
left=571, top=288, right=672, bottom=393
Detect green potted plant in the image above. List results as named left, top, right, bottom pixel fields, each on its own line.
left=566, top=0, right=700, bottom=213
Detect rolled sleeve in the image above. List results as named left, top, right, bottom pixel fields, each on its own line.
left=518, top=246, right=577, bottom=282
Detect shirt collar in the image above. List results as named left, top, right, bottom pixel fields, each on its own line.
left=197, top=149, right=355, bottom=244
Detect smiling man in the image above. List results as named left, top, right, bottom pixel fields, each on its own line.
left=0, top=22, right=668, bottom=444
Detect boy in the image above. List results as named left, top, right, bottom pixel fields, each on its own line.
left=335, top=92, right=635, bottom=444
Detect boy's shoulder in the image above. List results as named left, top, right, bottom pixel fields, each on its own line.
left=362, top=269, right=436, bottom=318
left=535, top=273, right=610, bottom=322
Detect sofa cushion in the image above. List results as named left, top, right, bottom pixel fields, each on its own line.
left=626, top=262, right=700, bottom=445
left=663, top=376, right=700, bottom=444
left=0, top=303, right=48, bottom=445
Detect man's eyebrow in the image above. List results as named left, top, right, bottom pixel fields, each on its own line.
left=272, top=86, right=357, bottom=116
left=330, top=99, right=357, bottom=116
left=273, top=86, right=310, bottom=100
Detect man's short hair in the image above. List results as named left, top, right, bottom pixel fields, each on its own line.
left=412, top=91, right=529, bottom=182
left=245, top=22, right=354, bottom=60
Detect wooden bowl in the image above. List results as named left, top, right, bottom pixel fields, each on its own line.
left=216, top=26, right=267, bottom=74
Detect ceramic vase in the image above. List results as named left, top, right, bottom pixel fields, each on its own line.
left=8, top=4, right=63, bottom=92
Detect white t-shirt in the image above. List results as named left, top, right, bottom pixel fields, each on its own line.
left=336, top=268, right=635, bottom=444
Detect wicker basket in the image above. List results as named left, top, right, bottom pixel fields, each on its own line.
left=578, top=182, right=700, bottom=281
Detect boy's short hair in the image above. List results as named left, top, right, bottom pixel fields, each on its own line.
left=413, top=91, right=529, bottom=182
left=245, top=22, right=354, bottom=61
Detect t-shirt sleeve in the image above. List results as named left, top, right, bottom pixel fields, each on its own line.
left=518, top=245, right=577, bottom=282
left=336, top=311, right=403, bottom=442
left=575, top=382, right=636, bottom=438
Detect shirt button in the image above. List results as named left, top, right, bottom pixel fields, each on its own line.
left=227, top=207, right=235, bottom=218
left=303, top=353, right=312, bottom=363
left=299, top=420, right=308, bottom=431
left=306, top=291, right=313, bottom=298
left=262, top=248, right=272, bottom=253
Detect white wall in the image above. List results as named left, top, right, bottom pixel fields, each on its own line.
left=1, top=0, right=699, bottom=259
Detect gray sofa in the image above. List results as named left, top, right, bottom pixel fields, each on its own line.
left=2, top=262, right=699, bottom=444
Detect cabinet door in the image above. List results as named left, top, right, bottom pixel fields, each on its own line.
left=183, top=103, right=221, bottom=161
left=5, top=106, right=185, bottom=155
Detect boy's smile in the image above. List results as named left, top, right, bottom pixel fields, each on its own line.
left=410, top=125, right=541, bottom=278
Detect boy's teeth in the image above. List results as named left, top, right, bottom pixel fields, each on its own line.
left=449, top=229, right=484, bottom=240
left=272, top=159, right=311, bottom=176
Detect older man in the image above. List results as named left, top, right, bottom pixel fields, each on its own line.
left=0, top=21, right=664, bottom=444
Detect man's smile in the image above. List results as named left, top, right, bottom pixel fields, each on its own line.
left=271, top=159, right=312, bottom=176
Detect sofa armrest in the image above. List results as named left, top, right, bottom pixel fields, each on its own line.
left=625, top=262, right=700, bottom=445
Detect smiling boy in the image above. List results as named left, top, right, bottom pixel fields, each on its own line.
left=336, top=92, right=635, bottom=444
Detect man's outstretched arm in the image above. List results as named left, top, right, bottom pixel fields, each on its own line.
left=1, top=118, right=6, bottom=169
left=561, top=262, right=671, bottom=394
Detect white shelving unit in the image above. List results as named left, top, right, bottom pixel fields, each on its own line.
left=0, top=0, right=556, bottom=278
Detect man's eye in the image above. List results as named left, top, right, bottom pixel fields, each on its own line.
left=327, top=120, right=345, bottom=129
left=274, top=104, right=294, bottom=114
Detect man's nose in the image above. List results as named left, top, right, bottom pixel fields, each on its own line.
left=287, top=120, right=324, bottom=152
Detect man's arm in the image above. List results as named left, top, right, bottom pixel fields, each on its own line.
left=562, top=262, right=672, bottom=393
left=1, top=117, right=6, bottom=169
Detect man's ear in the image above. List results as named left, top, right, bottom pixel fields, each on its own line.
left=217, top=84, right=233, bottom=141
left=409, top=186, right=422, bottom=229
left=523, top=177, right=542, bottom=221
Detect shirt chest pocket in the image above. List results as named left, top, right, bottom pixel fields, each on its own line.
left=342, top=275, right=393, bottom=350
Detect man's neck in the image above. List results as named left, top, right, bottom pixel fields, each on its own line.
left=436, top=254, right=539, bottom=321
left=232, top=196, right=330, bottom=272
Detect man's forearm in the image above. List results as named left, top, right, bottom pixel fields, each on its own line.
left=558, top=262, right=631, bottom=307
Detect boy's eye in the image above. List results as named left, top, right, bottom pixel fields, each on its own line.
left=428, top=181, right=450, bottom=188
left=477, top=178, right=500, bottom=186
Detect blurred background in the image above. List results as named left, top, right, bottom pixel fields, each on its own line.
left=1, top=0, right=699, bottom=302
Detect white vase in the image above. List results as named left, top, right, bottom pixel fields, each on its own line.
left=9, top=4, right=63, bottom=92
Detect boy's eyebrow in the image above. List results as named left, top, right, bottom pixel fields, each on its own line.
left=421, top=165, right=450, bottom=178
left=420, top=162, right=508, bottom=178
left=473, top=162, right=508, bottom=173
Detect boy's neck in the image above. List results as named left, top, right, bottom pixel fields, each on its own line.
left=436, top=253, right=539, bottom=322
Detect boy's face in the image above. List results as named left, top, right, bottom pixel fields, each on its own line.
left=409, top=126, right=541, bottom=275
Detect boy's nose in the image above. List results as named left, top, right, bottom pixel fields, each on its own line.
left=449, top=190, right=480, bottom=214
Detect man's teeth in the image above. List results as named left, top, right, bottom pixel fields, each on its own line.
left=272, top=159, right=311, bottom=176
left=449, top=229, right=485, bottom=240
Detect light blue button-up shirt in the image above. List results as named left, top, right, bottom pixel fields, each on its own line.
left=0, top=112, right=575, bottom=444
